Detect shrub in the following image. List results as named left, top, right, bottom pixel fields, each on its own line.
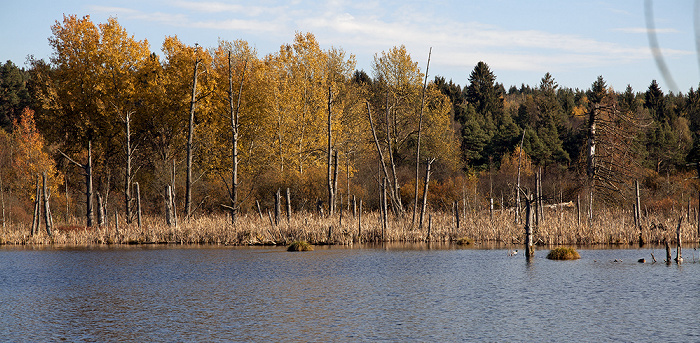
left=287, top=240, right=313, bottom=252
left=547, top=247, right=580, bottom=260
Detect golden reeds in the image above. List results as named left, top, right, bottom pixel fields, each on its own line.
left=1, top=207, right=698, bottom=247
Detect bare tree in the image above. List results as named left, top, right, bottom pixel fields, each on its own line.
left=59, top=141, right=94, bottom=227
left=227, top=51, right=247, bottom=223
left=185, top=44, right=200, bottom=219
left=413, top=47, right=431, bottom=225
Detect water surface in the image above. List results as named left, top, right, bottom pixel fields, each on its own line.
left=1, top=244, right=699, bottom=342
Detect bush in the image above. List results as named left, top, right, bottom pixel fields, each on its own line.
left=287, top=240, right=313, bottom=252
left=547, top=247, right=580, bottom=260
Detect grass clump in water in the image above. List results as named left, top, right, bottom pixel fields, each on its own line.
left=455, top=237, right=474, bottom=245
left=546, top=247, right=580, bottom=260
left=287, top=240, right=314, bottom=252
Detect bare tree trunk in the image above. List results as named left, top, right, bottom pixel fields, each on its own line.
left=84, top=142, right=93, bottom=227
left=43, top=173, right=53, bottom=235
left=346, top=152, right=351, bottom=213
left=332, top=150, right=339, bottom=215
left=327, top=86, right=335, bottom=216
left=0, top=170, right=5, bottom=230
left=587, top=104, right=597, bottom=224
left=577, top=194, right=581, bottom=226
left=171, top=159, right=178, bottom=227
left=97, top=192, right=105, bottom=227
left=538, top=167, right=543, bottom=224
left=229, top=52, right=246, bottom=224
left=366, top=102, right=402, bottom=214
left=357, top=199, right=362, bottom=242
left=534, top=170, right=540, bottom=228
left=676, top=216, right=683, bottom=263
left=185, top=47, right=200, bottom=219
left=413, top=47, right=432, bottom=225
left=525, top=192, right=534, bottom=260
left=65, top=174, right=69, bottom=224
left=124, top=111, right=133, bottom=224
left=134, top=182, right=142, bottom=229
left=515, top=130, right=525, bottom=224
left=353, top=195, right=357, bottom=219
left=384, top=93, right=402, bottom=215
left=286, top=187, right=291, bottom=222
left=31, top=175, right=40, bottom=236
left=381, top=178, right=387, bottom=241
left=256, top=200, right=263, bottom=220
left=454, top=201, right=461, bottom=230
left=274, top=188, right=281, bottom=226
left=635, top=180, right=641, bottom=229
left=419, top=158, right=435, bottom=231
left=165, top=186, right=173, bottom=226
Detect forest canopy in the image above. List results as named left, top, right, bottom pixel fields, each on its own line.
left=1, top=14, right=699, bottom=225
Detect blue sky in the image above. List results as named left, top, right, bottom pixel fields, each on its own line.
left=1, top=0, right=697, bottom=93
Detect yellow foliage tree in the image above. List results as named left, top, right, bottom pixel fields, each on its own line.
left=8, top=108, right=63, bottom=199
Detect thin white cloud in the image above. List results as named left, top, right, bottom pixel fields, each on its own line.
left=88, top=6, right=141, bottom=15
left=613, top=27, right=680, bottom=34
left=88, top=0, right=695, bottom=76
left=191, top=19, right=284, bottom=33
left=172, top=1, right=285, bottom=17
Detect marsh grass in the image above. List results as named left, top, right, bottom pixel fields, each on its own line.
left=547, top=247, right=581, bottom=260
left=1, top=206, right=698, bottom=247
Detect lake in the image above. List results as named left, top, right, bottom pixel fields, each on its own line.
left=1, top=243, right=699, bottom=342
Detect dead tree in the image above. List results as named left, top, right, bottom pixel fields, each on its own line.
left=228, top=52, right=247, bottom=224
left=165, top=185, right=174, bottom=226
left=366, top=102, right=402, bottom=214
left=327, top=87, right=336, bottom=216
left=418, top=157, right=435, bottom=231
left=59, top=141, right=94, bottom=227
left=96, top=192, right=105, bottom=227
left=413, top=47, right=431, bottom=225
left=585, top=77, right=649, bottom=219
left=383, top=92, right=403, bottom=215
left=122, top=110, right=138, bottom=224
left=515, top=130, right=525, bottom=224
left=524, top=191, right=534, bottom=260
left=185, top=44, right=200, bottom=219
left=0, top=169, right=5, bottom=230
left=134, top=182, right=142, bottom=229
left=31, top=175, right=40, bottom=235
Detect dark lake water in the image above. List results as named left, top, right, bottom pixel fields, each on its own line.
left=1, top=243, right=699, bottom=342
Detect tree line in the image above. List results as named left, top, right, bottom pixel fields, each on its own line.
left=1, top=14, right=699, bottom=228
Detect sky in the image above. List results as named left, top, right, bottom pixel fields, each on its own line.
left=1, top=0, right=698, bottom=93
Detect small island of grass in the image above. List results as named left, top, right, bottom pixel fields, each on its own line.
left=287, top=241, right=314, bottom=252
left=546, top=247, right=580, bottom=260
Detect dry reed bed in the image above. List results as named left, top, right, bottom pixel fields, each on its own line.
left=1, top=208, right=698, bottom=247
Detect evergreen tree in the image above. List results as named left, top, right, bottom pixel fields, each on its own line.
left=464, top=61, right=503, bottom=117
left=0, top=60, right=31, bottom=131
left=644, top=80, right=665, bottom=122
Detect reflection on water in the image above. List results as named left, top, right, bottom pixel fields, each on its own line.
left=1, top=244, right=699, bottom=342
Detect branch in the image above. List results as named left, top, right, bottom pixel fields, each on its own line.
left=57, top=149, right=85, bottom=170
